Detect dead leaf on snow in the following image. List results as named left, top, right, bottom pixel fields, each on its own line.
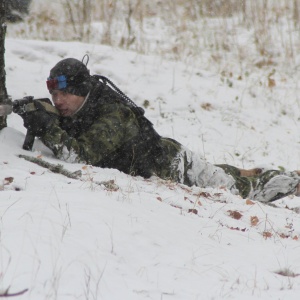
left=279, top=233, right=289, bottom=239
left=198, top=191, right=212, bottom=198
left=275, top=268, right=300, bottom=278
left=195, top=191, right=222, bottom=199
left=246, top=199, right=255, bottom=205
left=4, top=177, right=14, bottom=185
left=228, top=210, right=243, bottom=220
left=250, top=216, right=259, bottom=226
left=262, top=231, right=272, bottom=239
left=268, top=78, right=276, bottom=88
left=201, top=102, right=213, bottom=111
left=170, top=204, right=182, bottom=209
left=184, top=197, right=193, bottom=204
left=229, top=226, right=246, bottom=232
left=102, top=180, right=119, bottom=191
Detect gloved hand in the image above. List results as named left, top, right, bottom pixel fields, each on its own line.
left=22, top=100, right=58, bottom=137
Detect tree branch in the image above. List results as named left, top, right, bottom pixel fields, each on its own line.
left=18, top=154, right=81, bottom=179
left=18, top=154, right=119, bottom=191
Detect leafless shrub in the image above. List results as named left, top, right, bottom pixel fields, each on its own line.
left=7, top=0, right=300, bottom=71
left=61, top=0, right=93, bottom=42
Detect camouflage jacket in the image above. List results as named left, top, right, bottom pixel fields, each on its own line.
left=41, top=79, right=181, bottom=179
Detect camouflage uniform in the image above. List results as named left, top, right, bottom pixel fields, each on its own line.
left=41, top=77, right=300, bottom=203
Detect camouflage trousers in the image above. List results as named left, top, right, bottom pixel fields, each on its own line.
left=217, top=164, right=300, bottom=202
left=157, top=143, right=300, bottom=203
left=154, top=139, right=300, bottom=202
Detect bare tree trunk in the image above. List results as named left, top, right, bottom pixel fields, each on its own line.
left=0, top=0, right=8, bottom=130
left=293, top=0, right=299, bottom=28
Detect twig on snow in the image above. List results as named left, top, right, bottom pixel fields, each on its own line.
left=18, top=154, right=119, bottom=191
left=18, top=154, right=81, bottom=179
left=0, top=287, right=28, bottom=297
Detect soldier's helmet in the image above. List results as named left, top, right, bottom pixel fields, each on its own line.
left=47, top=58, right=92, bottom=97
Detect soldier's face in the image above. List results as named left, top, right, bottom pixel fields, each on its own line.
left=51, top=90, right=85, bottom=117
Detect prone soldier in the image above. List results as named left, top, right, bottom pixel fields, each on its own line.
left=9, top=57, right=300, bottom=202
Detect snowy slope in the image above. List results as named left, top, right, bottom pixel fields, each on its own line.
left=1, top=38, right=300, bottom=299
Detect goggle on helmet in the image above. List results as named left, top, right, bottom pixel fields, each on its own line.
left=46, top=75, right=67, bottom=92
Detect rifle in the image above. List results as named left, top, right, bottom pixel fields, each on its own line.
left=0, top=96, right=59, bottom=151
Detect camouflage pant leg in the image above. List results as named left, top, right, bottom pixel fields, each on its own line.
left=216, top=164, right=252, bottom=198
left=156, top=144, right=300, bottom=202
left=166, top=151, right=236, bottom=190
left=155, top=141, right=236, bottom=189
left=217, top=164, right=300, bottom=202
left=153, top=138, right=183, bottom=181
left=156, top=141, right=197, bottom=187
left=249, top=170, right=300, bottom=202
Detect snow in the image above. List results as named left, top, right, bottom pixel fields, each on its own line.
left=1, top=37, right=300, bottom=299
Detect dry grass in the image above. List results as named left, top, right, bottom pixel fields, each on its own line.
left=6, top=0, right=300, bottom=72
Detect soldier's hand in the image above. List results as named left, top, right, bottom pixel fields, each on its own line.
left=22, top=101, right=58, bottom=137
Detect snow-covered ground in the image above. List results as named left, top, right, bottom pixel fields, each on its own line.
left=1, top=38, right=300, bottom=299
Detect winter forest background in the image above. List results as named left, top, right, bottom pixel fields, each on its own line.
left=8, top=0, right=300, bottom=71
left=1, top=0, right=300, bottom=299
